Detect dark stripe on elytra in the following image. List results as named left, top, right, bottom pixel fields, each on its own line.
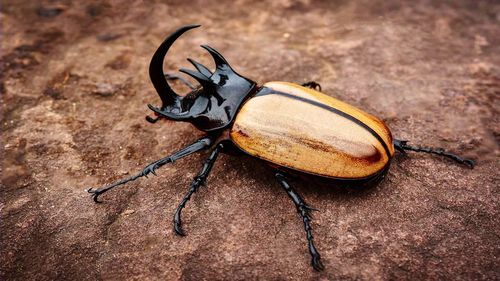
left=256, top=87, right=391, bottom=158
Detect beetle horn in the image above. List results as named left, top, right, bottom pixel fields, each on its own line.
left=147, top=104, right=191, bottom=120
left=149, top=24, right=201, bottom=108
left=187, top=58, right=213, bottom=77
left=179, top=68, right=212, bottom=88
left=201, top=45, right=231, bottom=69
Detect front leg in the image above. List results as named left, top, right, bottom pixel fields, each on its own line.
left=275, top=172, right=324, bottom=271
left=87, top=136, right=213, bottom=203
left=173, top=143, right=224, bottom=236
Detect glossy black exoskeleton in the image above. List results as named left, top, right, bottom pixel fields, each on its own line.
left=87, top=25, right=475, bottom=272
left=147, top=25, right=257, bottom=131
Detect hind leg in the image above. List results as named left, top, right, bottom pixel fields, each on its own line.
left=394, top=139, right=474, bottom=168
left=275, top=172, right=324, bottom=271
left=301, top=81, right=322, bottom=92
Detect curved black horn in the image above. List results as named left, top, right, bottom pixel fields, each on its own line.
left=149, top=24, right=201, bottom=107
left=179, top=68, right=212, bottom=88
left=187, top=58, right=213, bottom=77
left=147, top=104, right=192, bottom=120
left=201, top=45, right=230, bottom=69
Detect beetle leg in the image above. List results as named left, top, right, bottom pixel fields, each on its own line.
left=165, top=73, right=197, bottom=90
left=301, top=81, right=322, bottom=92
left=86, top=136, right=213, bottom=203
left=394, top=139, right=475, bottom=169
left=173, top=143, right=224, bottom=236
left=275, top=172, right=325, bottom=271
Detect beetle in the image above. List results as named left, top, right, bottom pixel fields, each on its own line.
left=87, top=24, right=475, bottom=271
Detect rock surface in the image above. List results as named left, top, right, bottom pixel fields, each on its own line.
left=1, top=0, right=499, bottom=280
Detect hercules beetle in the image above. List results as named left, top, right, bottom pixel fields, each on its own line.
left=87, top=24, right=475, bottom=271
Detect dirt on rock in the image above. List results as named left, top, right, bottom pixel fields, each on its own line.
left=1, top=1, right=499, bottom=280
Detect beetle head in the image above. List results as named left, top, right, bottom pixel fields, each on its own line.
left=147, top=25, right=256, bottom=132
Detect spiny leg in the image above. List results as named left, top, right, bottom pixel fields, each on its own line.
left=173, top=143, right=224, bottom=236
left=165, top=73, right=196, bottom=90
left=275, top=172, right=324, bottom=271
left=301, top=81, right=322, bottom=92
left=394, top=139, right=474, bottom=169
left=87, top=136, right=213, bottom=203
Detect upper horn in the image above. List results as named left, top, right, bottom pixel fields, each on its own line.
left=201, top=45, right=230, bottom=69
left=179, top=68, right=213, bottom=89
left=149, top=24, right=201, bottom=108
left=187, top=58, right=213, bottom=77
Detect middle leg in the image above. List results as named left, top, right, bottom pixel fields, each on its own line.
left=173, top=143, right=224, bottom=236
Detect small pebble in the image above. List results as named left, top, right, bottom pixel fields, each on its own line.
left=123, top=209, right=135, bottom=215
left=93, top=83, right=119, bottom=97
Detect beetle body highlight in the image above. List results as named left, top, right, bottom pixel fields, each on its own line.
left=88, top=25, right=475, bottom=272
left=231, top=81, right=394, bottom=180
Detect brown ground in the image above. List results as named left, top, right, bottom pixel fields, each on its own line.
left=1, top=0, right=499, bottom=280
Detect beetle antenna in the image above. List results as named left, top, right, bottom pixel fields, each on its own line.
left=394, top=139, right=474, bottom=169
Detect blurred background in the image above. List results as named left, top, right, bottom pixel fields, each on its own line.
left=1, top=0, right=499, bottom=280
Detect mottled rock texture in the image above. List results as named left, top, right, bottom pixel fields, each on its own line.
left=1, top=0, right=499, bottom=280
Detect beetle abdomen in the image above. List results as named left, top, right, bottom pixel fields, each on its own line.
left=230, top=82, right=394, bottom=179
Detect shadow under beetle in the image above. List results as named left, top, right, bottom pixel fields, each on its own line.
left=87, top=25, right=475, bottom=271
